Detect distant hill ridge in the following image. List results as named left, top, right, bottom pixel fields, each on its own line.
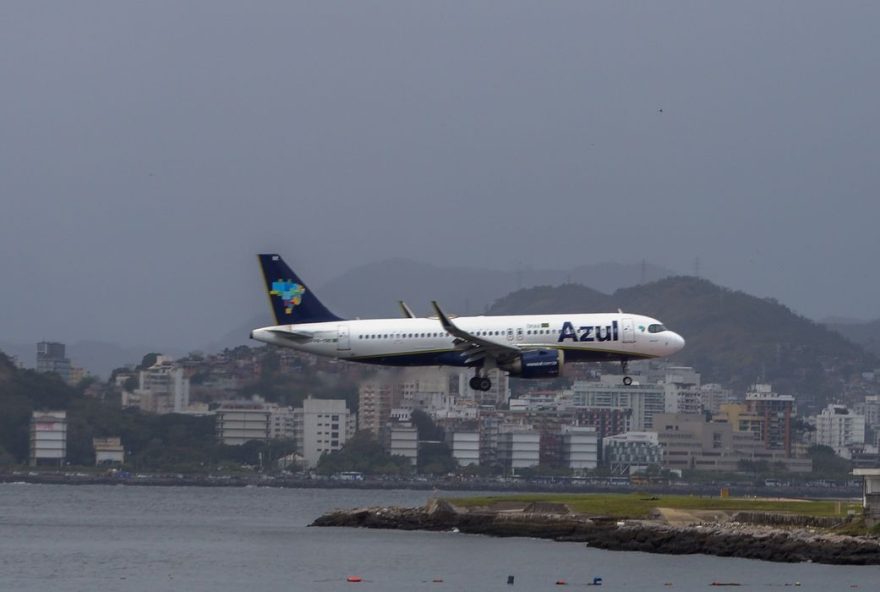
left=490, top=276, right=876, bottom=410
left=318, top=258, right=675, bottom=319
left=823, top=318, right=880, bottom=358
left=12, top=258, right=873, bottom=406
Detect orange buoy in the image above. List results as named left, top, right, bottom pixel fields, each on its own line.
left=346, top=576, right=363, bottom=583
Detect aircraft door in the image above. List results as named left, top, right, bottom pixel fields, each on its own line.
left=621, top=318, right=636, bottom=343
left=516, top=327, right=524, bottom=342
left=337, top=325, right=351, bottom=351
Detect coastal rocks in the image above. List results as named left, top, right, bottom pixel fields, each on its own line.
left=581, top=523, right=868, bottom=564
left=310, top=505, right=880, bottom=565
left=731, top=511, right=844, bottom=529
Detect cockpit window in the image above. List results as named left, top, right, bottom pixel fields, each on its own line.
left=648, top=324, right=666, bottom=333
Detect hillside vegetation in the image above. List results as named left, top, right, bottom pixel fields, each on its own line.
left=0, top=353, right=292, bottom=469
left=825, top=318, right=880, bottom=358
left=490, top=277, right=875, bottom=408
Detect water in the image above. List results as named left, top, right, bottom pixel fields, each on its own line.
left=0, top=483, right=876, bottom=591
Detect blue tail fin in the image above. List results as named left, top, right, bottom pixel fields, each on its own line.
left=258, top=254, right=342, bottom=324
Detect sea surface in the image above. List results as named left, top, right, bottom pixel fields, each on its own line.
left=0, top=483, right=877, bottom=591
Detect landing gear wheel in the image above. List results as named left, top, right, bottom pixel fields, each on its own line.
left=469, top=376, right=481, bottom=390
left=620, top=360, right=632, bottom=386
left=478, top=377, right=492, bottom=391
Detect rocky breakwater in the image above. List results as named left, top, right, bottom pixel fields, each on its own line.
left=310, top=500, right=880, bottom=565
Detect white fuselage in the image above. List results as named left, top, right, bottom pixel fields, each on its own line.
left=251, top=312, right=684, bottom=366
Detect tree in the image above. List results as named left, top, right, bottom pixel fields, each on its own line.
left=138, top=353, right=161, bottom=370
left=807, top=445, right=851, bottom=480
left=411, top=410, right=444, bottom=441
left=418, top=442, right=457, bottom=475
left=316, top=431, right=412, bottom=476
left=123, top=375, right=138, bottom=392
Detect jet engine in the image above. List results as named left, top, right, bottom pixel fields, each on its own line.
left=501, top=349, right=564, bottom=379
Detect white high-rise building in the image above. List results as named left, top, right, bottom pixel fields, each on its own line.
left=216, top=402, right=272, bottom=445
left=295, top=397, right=356, bottom=469
left=560, top=426, right=599, bottom=471
left=36, top=342, right=72, bottom=383
left=387, top=425, right=418, bottom=465
left=30, top=411, right=67, bottom=466
left=859, top=395, right=880, bottom=431
left=123, top=356, right=190, bottom=414
left=603, top=432, right=663, bottom=475
left=570, top=376, right=666, bottom=430
left=497, top=430, right=540, bottom=473
left=700, top=383, right=737, bottom=415
left=215, top=401, right=296, bottom=445
left=269, top=406, right=296, bottom=440
left=814, top=404, right=866, bottom=457
left=449, top=431, right=480, bottom=467
left=358, top=380, right=400, bottom=435
left=663, top=366, right=702, bottom=415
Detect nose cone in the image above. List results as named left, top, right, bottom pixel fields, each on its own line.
left=668, top=331, right=685, bottom=353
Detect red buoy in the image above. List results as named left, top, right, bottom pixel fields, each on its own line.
left=346, top=576, right=363, bottom=583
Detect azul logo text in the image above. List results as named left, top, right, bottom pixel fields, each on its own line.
left=558, top=320, right=619, bottom=343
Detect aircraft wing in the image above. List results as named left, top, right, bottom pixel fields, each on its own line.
left=431, top=301, right=520, bottom=365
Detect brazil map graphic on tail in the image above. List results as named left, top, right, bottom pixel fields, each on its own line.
left=270, top=280, right=305, bottom=314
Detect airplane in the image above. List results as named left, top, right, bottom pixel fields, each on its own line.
left=250, top=254, right=685, bottom=391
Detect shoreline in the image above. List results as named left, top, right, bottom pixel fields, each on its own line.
left=0, top=472, right=861, bottom=498
left=310, top=502, right=880, bottom=565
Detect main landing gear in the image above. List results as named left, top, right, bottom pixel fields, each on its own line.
left=469, top=370, right=492, bottom=392
left=621, top=360, right=633, bottom=386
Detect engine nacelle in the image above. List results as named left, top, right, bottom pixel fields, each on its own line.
left=502, top=349, right=564, bottom=379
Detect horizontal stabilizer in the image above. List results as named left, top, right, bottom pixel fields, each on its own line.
left=252, top=328, right=314, bottom=343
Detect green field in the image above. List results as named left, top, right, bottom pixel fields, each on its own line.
left=447, top=493, right=861, bottom=519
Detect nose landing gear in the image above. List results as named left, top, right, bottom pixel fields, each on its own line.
left=621, top=360, right=633, bottom=386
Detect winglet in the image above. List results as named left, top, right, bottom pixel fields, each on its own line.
left=399, top=301, right=416, bottom=319
left=431, top=301, right=456, bottom=333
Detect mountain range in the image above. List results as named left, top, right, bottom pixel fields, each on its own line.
left=4, top=258, right=877, bottom=400
left=490, top=277, right=876, bottom=410
left=822, top=318, right=880, bottom=359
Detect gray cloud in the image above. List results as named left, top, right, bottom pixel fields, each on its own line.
left=1, top=1, right=878, bottom=349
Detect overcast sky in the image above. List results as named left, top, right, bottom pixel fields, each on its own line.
left=1, top=1, right=878, bottom=350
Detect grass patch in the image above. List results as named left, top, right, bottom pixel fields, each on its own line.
left=447, top=493, right=861, bottom=519
left=832, top=518, right=869, bottom=536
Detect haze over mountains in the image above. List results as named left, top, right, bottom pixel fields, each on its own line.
left=823, top=318, right=880, bottom=358
left=318, top=259, right=676, bottom=318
